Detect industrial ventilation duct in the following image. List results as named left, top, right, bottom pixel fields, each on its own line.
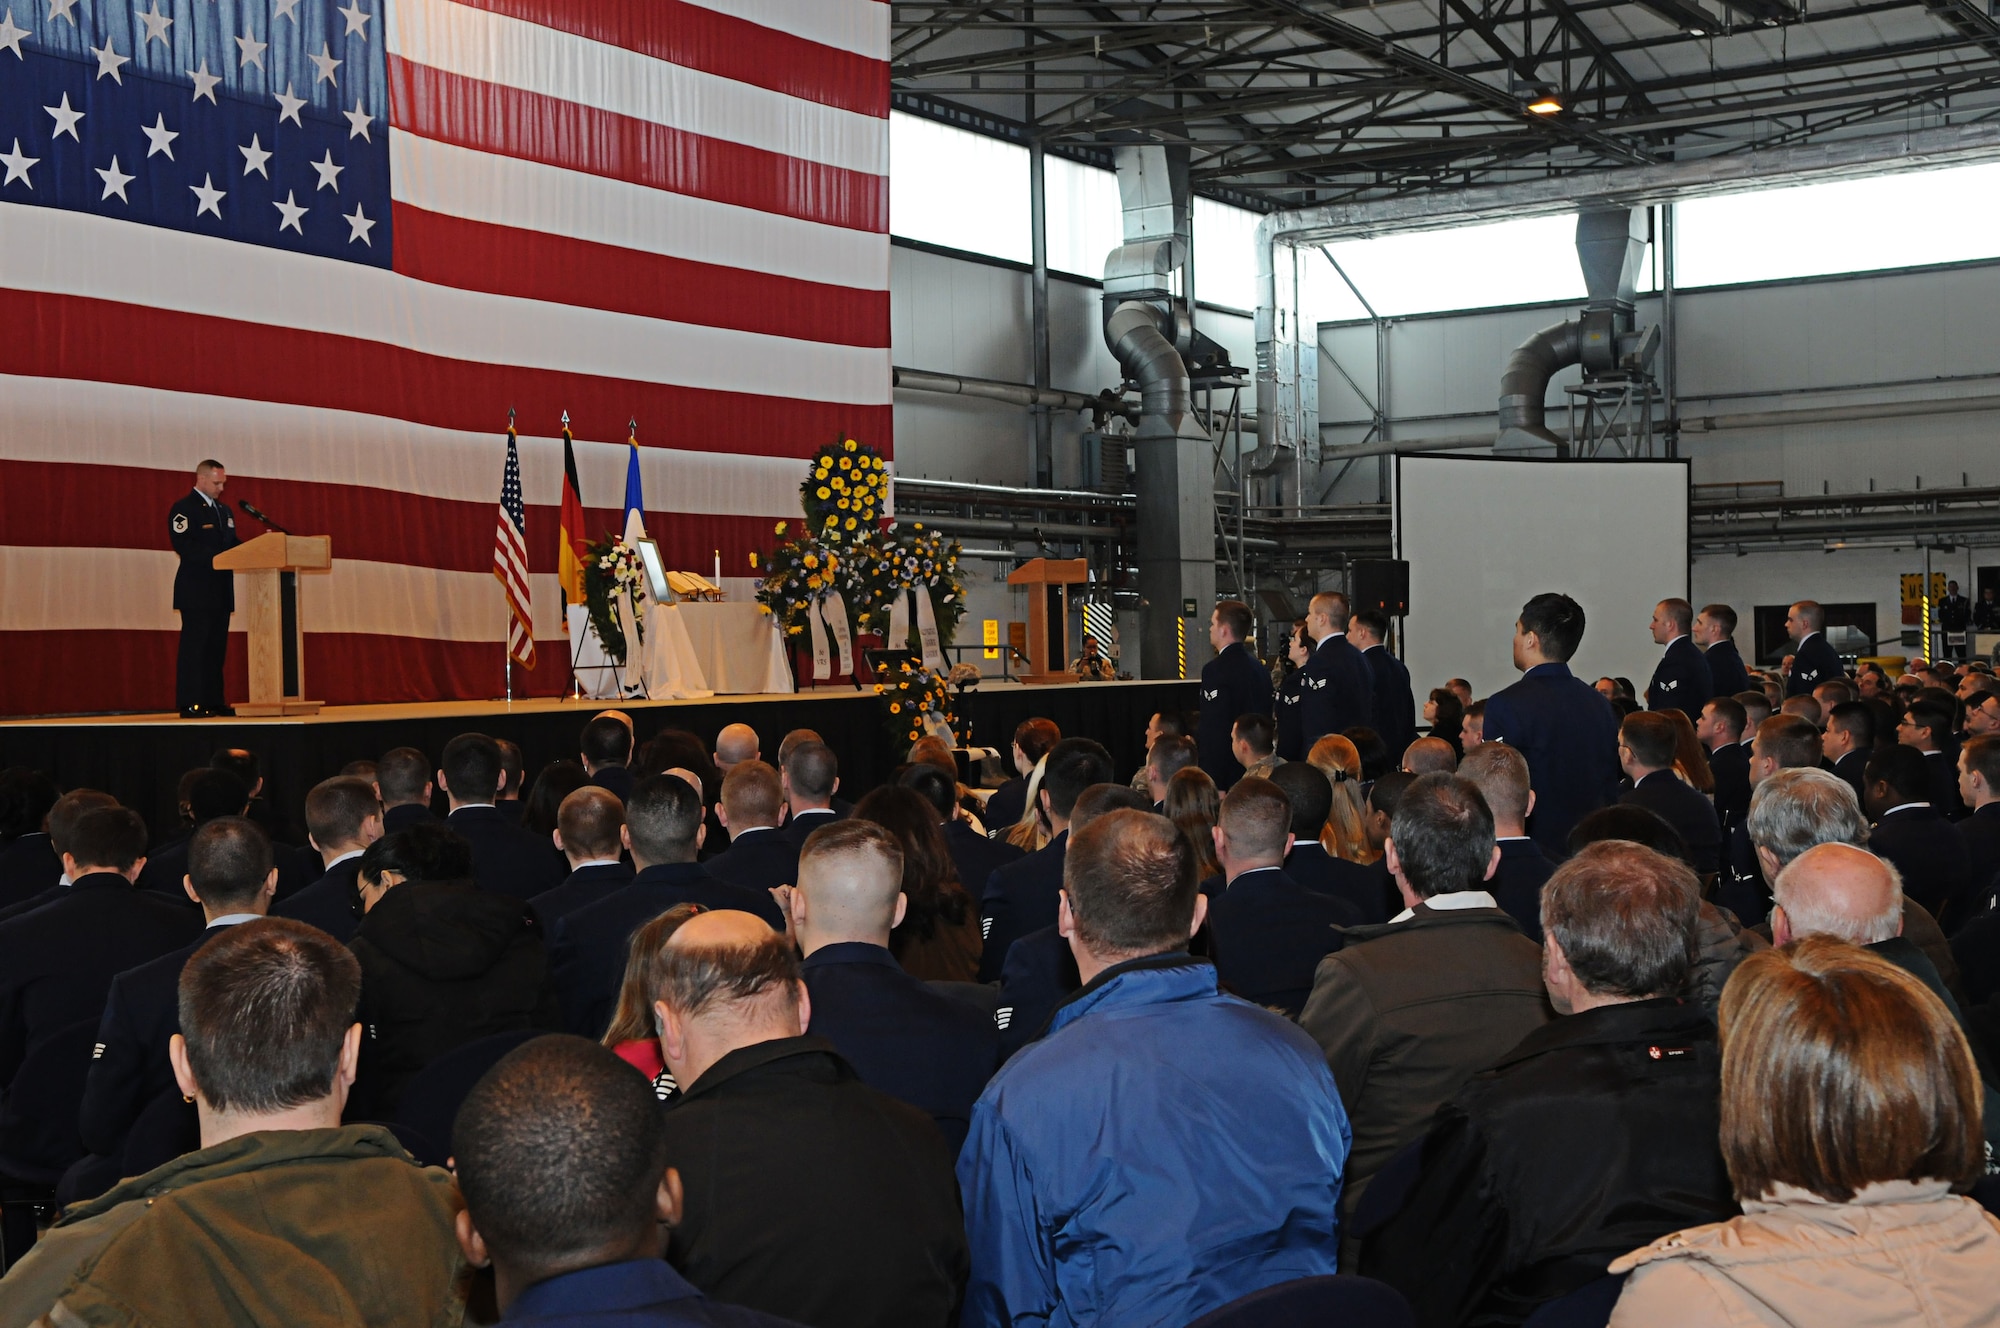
left=1495, top=208, right=1662, bottom=455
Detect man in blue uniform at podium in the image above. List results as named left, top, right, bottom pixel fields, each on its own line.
left=168, top=460, right=239, bottom=718
left=1198, top=600, right=1274, bottom=789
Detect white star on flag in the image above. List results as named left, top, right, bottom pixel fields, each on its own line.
left=308, top=40, right=340, bottom=86
left=342, top=98, right=373, bottom=141
left=141, top=112, right=178, bottom=159
left=273, top=190, right=307, bottom=234
left=92, top=37, right=129, bottom=82
left=0, top=9, right=27, bottom=58
left=189, top=59, right=221, bottom=104
left=275, top=83, right=306, bottom=125
left=239, top=133, right=272, bottom=177
left=343, top=202, right=375, bottom=246
left=136, top=2, right=171, bottom=46
left=190, top=173, right=225, bottom=218
left=310, top=150, right=342, bottom=192
left=96, top=155, right=133, bottom=202
left=337, top=0, right=370, bottom=38
left=44, top=92, right=82, bottom=141
left=0, top=139, right=37, bottom=187
left=45, top=0, right=74, bottom=24
left=273, top=0, right=302, bottom=19
left=234, top=30, right=266, bottom=69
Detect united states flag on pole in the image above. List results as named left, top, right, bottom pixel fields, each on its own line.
left=0, top=0, right=889, bottom=716
left=494, top=422, right=534, bottom=670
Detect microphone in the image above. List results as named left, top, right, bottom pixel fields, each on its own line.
left=238, top=500, right=292, bottom=535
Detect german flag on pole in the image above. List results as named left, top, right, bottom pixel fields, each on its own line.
left=558, top=411, right=588, bottom=613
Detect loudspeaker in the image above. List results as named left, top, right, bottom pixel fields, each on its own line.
left=1351, top=560, right=1410, bottom=616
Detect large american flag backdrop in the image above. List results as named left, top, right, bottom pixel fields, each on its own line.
left=0, top=0, right=889, bottom=716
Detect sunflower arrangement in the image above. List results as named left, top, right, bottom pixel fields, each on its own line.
left=874, top=657, right=969, bottom=756
left=753, top=521, right=846, bottom=640
left=802, top=437, right=888, bottom=543
left=582, top=534, right=646, bottom=665
left=868, top=521, right=966, bottom=651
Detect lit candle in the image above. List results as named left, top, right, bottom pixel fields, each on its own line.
left=713, top=550, right=721, bottom=586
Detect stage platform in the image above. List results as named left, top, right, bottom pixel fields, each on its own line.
left=0, top=680, right=1197, bottom=844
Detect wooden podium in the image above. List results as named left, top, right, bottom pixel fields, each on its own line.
left=213, top=533, right=332, bottom=716
left=1006, top=557, right=1089, bottom=684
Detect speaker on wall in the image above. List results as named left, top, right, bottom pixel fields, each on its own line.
left=1352, top=560, right=1410, bottom=616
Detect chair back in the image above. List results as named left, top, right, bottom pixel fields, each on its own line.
left=391, top=1029, right=543, bottom=1167
left=1182, top=1274, right=1414, bottom=1328
left=0, top=1019, right=100, bottom=1181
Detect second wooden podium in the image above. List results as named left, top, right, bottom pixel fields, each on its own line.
left=213, top=532, right=332, bottom=716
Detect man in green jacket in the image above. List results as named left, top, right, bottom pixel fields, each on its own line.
left=0, top=918, right=467, bottom=1328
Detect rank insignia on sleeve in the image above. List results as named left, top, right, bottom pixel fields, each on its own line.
left=172, top=513, right=189, bottom=534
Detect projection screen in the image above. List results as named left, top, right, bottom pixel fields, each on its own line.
left=1394, top=454, right=1690, bottom=705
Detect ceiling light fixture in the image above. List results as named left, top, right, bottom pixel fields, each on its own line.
left=1526, top=94, right=1564, bottom=115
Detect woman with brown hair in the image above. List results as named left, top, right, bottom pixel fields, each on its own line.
left=853, top=785, right=982, bottom=982
left=601, top=903, right=702, bottom=1100
left=1610, top=936, right=2000, bottom=1326
left=1307, top=735, right=1375, bottom=863
left=1662, top=708, right=1715, bottom=796
left=1165, top=766, right=1222, bottom=881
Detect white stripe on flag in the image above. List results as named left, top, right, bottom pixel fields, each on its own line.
left=680, top=0, right=891, bottom=60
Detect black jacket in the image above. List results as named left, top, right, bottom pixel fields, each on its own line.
left=704, top=826, right=800, bottom=894
left=782, top=807, right=842, bottom=852
left=1483, top=663, right=1622, bottom=859
left=800, top=942, right=999, bottom=1154
left=1361, top=644, right=1419, bottom=758
left=272, top=855, right=366, bottom=943
left=982, top=778, right=1028, bottom=834
left=1297, top=634, right=1374, bottom=756
left=348, top=880, right=560, bottom=1115
left=0, top=873, right=203, bottom=1087
left=138, top=831, right=321, bottom=902
left=1197, top=642, right=1275, bottom=790
left=550, top=862, right=786, bottom=1037
left=1871, top=804, right=1972, bottom=922
left=1285, top=842, right=1394, bottom=925
left=1361, top=999, right=1735, bottom=1328
left=167, top=490, right=239, bottom=612
left=993, top=924, right=1078, bottom=1059
left=1702, top=639, right=1751, bottom=699
left=977, top=830, right=1067, bottom=984
left=1786, top=632, right=1844, bottom=696
left=1646, top=636, right=1713, bottom=719
left=527, top=861, right=635, bottom=935
left=1960, top=804, right=2000, bottom=915
left=383, top=803, right=436, bottom=836
left=446, top=805, right=566, bottom=899
left=661, top=1037, right=969, bottom=1328
left=585, top=766, right=636, bottom=803
left=1828, top=748, right=1870, bottom=805
left=0, top=833, right=59, bottom=912
left=1489, top=838, right=1557, bottom=943
left=1926, top=748, right=1971, bottom=822
left=943, top=819, right=1021, bottom=905
left=1205, top=867, right=1356, bottom=1016
left=1276, top=671, right=1305, bottom=762
left=1620, top=770, right=1722, bottom=875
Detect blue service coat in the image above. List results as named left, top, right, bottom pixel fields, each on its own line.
left=1297, top=634, right=1374, bottom=754
left=1483, top=662, right=1621, bottom=859
left=1703, top=638, right=1752, bottom=698
left=1197, top=642, right=1275, bottom=790
left=1646, top=636, right=1713, bottom=718
left=1786, top=632, right=1844, bottom=696
left=1360, top=644, right=1419, bottom=757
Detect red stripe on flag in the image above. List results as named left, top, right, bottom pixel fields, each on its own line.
left=453, top=0, right=889, bottom=117
left=391, top=203, right=888, bottom=348
left=389, top=58, right=888, bottom=234
left=0, top=290, right=891, bottom=455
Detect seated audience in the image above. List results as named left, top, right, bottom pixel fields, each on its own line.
left=1299, top=774, right=1550, bottom=1217
left=0, top=767, right=59, bottom=910
left=1461, top=699, right=1487, bottom=753
left=977, top=738, right=1113, bottom=983
left=493, top=737, right=526, bottom=822
left=1900, top=697, right=1969, bottom=820
left=705, top=761, right=800, bottom=894
left=1866, top=744, right=1972, bottom=923
left=1166, top=764, right=1223, bottom=880
left=959, top=809, right=1350, bottom=1328
left=1347, top=725, right=1394, bottom=781
left=274, top=775, right=383, bottom=943
left=1205, top=776, right=1356, bottom=1015
left=527, top=787, right=634, bottom=934
left=522, top=760, right=591, bottom=843
left=784, top=819, right=998, bottom=1151
left=650, top=909, right=967, bottom=1328
left=1143, top=733, right=1198, bottom=809
left=1272, top=762, right=1388, bottom=923
left=551, top=774, right=782, bottom=1037
left=1458, top=742, right=1556, bottom=941
left=1664, top=709, right=1714, bottom=796
left=138, top=767, right=319, bottom=901
left=1424, top=689, right=1466, bottom=760
left=1610, top=938, right=2000, bottom=1326
left=71, top=816, right=278, bottom=1201
left=580, top=714, right=636, bottom=803
left=1822, top=699, right=1875, bottom=802
left=852, top=786, right=982, bottom=983
left=1956, top=734, right=2000, bottom=913
left=0, top=788, right=117, bottom=923
left=441, top=734, right=565, bottom=898
left=348, top=822, right=560, bottom=1114
left=1718, top=714, right=1822, bottom=924
left=1617, top=711, right=1722, bottom=874
left=901, top=764, right=1020, bottom=909
left=780, top=741, right=843, bottom=848
left=0, top=919, right=466, bottom=1324
left=378, top=746, right=437, bottom=835
left=1230, top=714, right=1283, bottom=782
left=453, top=1035, right=802, bottom=1327
left=1401, top=735, right=1458, bottom=775
left=712, top=723, right=761, bottom=773
left=1306, top=734, right=1375, bottom=863
left=1362, top=841, right=1735, bottom=1327
left=1780, top=694, right=1823, bottom=729
left=983, top=718, right=1059, bottom=833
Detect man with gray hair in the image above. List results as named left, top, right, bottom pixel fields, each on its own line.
left=1361, top=841, right=1734, bottom=1328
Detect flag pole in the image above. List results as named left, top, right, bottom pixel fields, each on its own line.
left=504, top=407, right=516, bottom=704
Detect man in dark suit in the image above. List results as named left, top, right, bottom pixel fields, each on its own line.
left=706, top=761, right=800, bottom=894
left=1699, top=696, right=1753, bottom=833
left=1900, top=698, right=1969, bottom=821
left=787, top=820, right=999, bottom=1153
left=1617, top=712, right=1722, bottom=875
left=1196, top=599, right=1275, bottom=790
left=0, top=790, right=120, bottom=925
left=441, top=733, right=566, bottom=899
left=903, top=766, right=1020, bottom=905
left=579, top=714, right=636, bottom=804
left=0, top=768, right=61, bottom=911
left=138, top=767, right=319, bottom=901
left=1140, top=735, right=1198, bottom=813
left=550, top=774, right=783, bottom=1037
left=377, top=746, right=438, bottom=836
left=1784, top=600, right=1845, bottom=697
left=1822, top=701, right=1875, bottom=804
left=1206, top=777, right=1356, bottom=1016
left=1295, top=591, right=1375, bottom=757
left=1940, top=579, right=1973, bottom=660
left=1866, top=745, right=1971, bottom=923
left=780, top=741, right=843, bottom=851
left=1717, top=715, right=1825, bottom=926
left=273, top=776, right=383, bottom=943
left=168, top=459, right=240, bottom=717
left=1694, top=603, right=1752, bottom=700
left=1482, top=592, right=1621, bottom=859
left=1645, top=598, right=1712, bottom=720
left=1458, top=743, right=1557, bottom=941
left=69, top=816, right=276, bottom=1201
left=0, top=807, right=203, bottom=1120
left=977, top=738, right=1113, bottom=983
left=494, top=737, right=527, bottom=824
left=527, top=787, right=634, bottom=935
left=1957, top=736, right=2000, bottom=924
left=1349, top=610, right=1417, bottom=758
left=1272, top=763, right=1390, bottom=925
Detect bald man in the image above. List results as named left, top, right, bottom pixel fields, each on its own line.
left=714, top=724, right=761, bottom=772
left=786, top=820, right=997, bottom=1152
left=1400, top=737, right=1457, bottom=776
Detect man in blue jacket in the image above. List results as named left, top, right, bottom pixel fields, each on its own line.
left=1482, top=593, right=1621, bottom=858
left=1296, top=591, right=1374, bottom=757
left=1196, top=600, right=1274, bottom=790
left=1694, top=603, right=1751, bottom=698
left=957, top=808, right=1351, bottom=1328
left=1644, top=597, right=1712, bottom=719
left=1783, top=599, right=1845, bottom=697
